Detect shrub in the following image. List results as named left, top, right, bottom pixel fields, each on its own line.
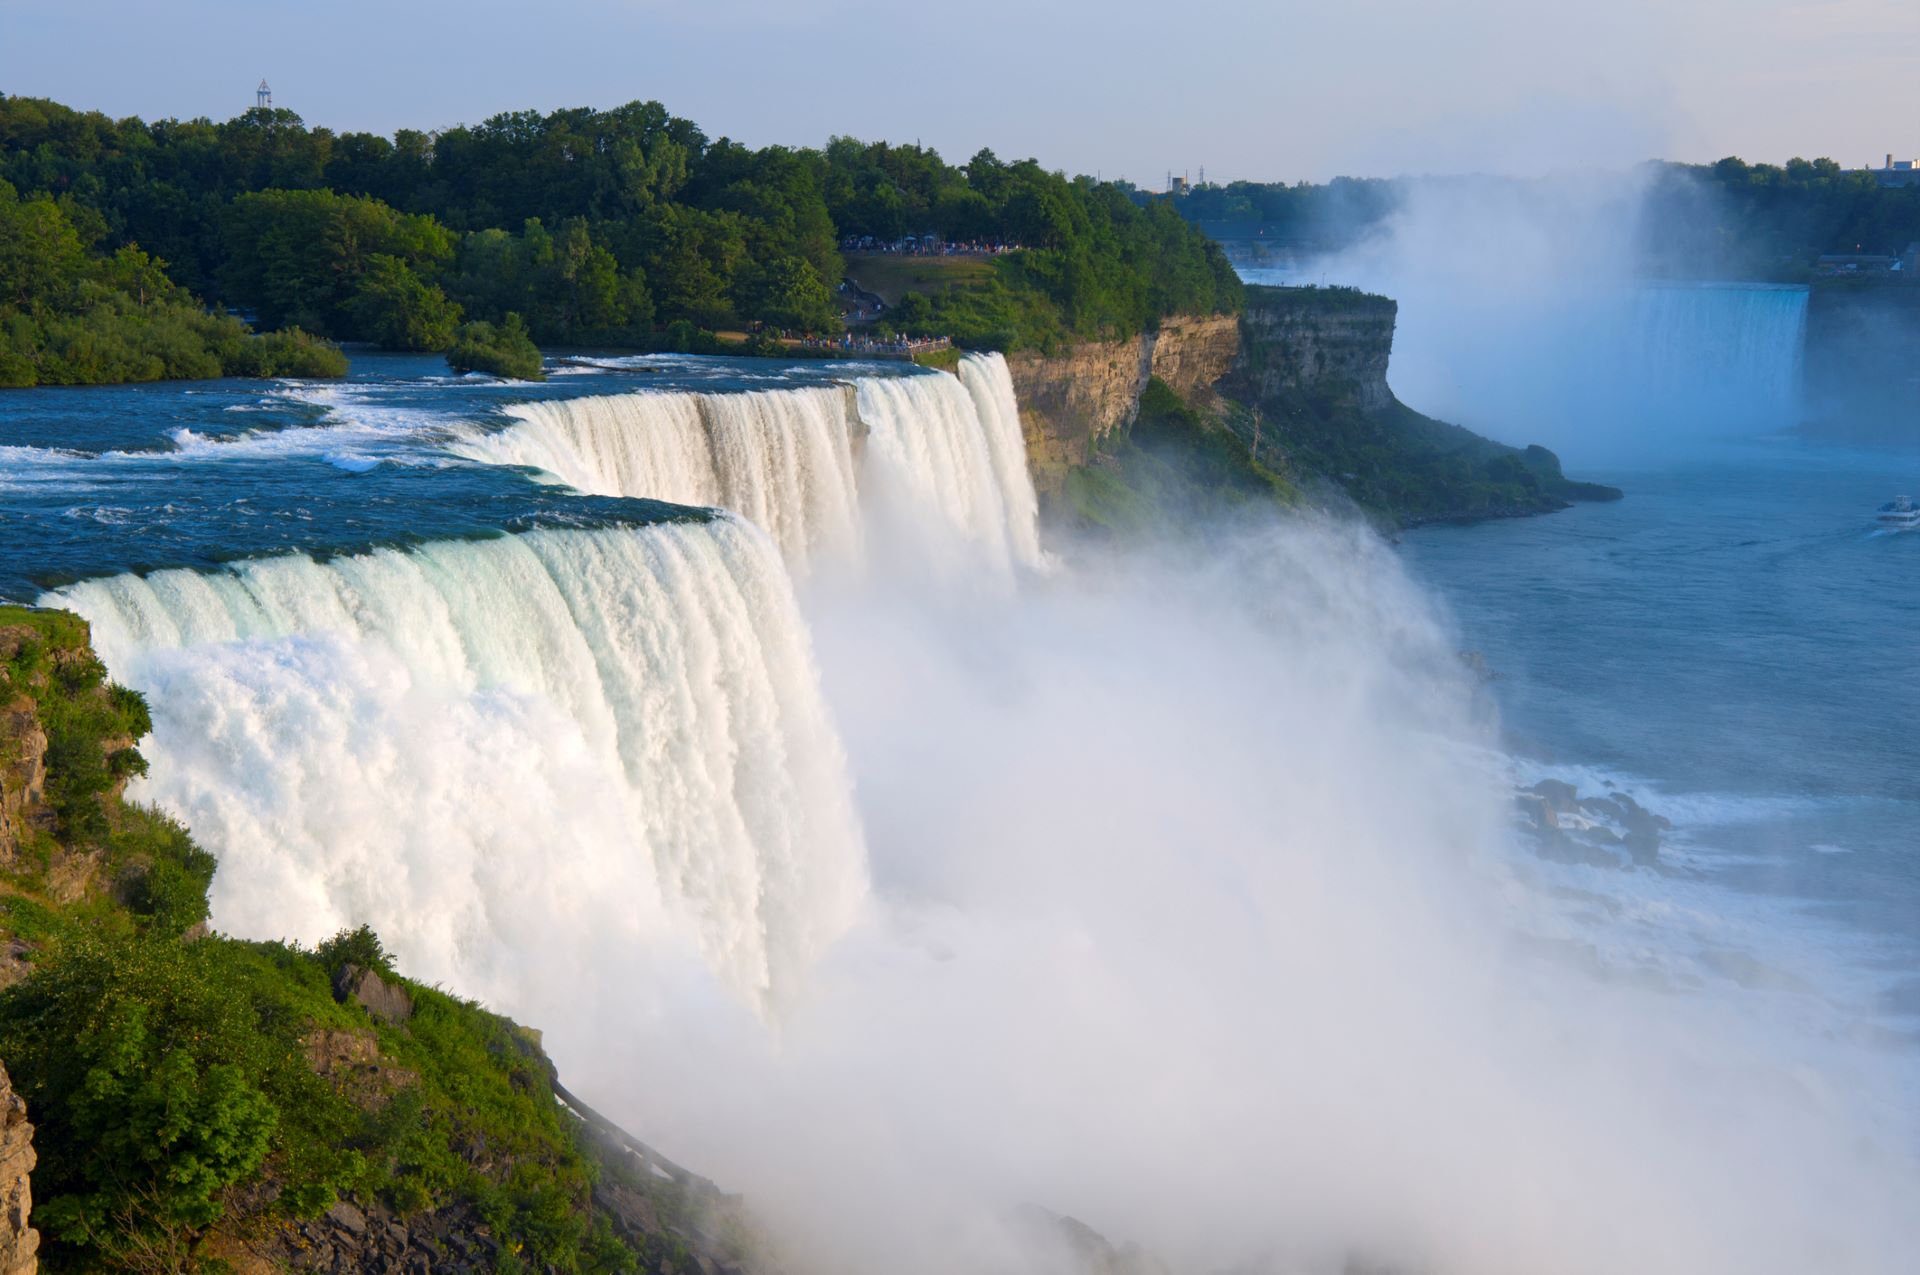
left=446, top=312, right=544, bottom=380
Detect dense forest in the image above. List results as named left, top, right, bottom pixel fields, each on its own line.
left=0, top=178, right=343, bottom=386
left=1171, top=159, right=1920, bottom=277
left=0, top=95, right=1241, bottom=384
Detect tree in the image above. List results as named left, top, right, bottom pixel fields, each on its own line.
left=348, top=254, right=462, bottom=350
left=0, top=937, right=282, bottom=1269
left=447, top=312, right=544, bottom=379
left=744, top=255, right=834, bottom=331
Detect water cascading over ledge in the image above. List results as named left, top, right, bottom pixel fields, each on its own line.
left=46, top=519, right=868, bottom=1016
left=454, top=353, right=1044, bottom=574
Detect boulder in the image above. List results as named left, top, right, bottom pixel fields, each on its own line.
left=333, top=964, right=413, bottom=1026
left=1528, top=779, right=1580, bottom=813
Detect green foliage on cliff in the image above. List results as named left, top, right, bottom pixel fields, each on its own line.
left=0, top=179, right=346, bottom=387
left=0, top=607, right=730, bottom=1274
left=1640, top=156, right=1920, bottom=275
left=1055, top=377, right=1297, bottom=537
left=1243, top=380, right=1619, bottom=525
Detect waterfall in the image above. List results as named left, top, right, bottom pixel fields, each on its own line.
left=1408, top=281, right=1811, bottom=457
left=455, top=386, right=864, bottom=566
left=1591, top=283, right=1809, bottom=424
left=455, top=354, right=1044, bottom=573
left=856, top=353, right=1045, bottom=573
left=47, top=519, right=868, bottom=1015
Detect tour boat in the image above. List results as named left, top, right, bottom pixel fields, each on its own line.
left=1876, top=495, right=1920, bottom=528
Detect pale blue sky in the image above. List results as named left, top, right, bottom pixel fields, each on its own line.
left=2, top=0, right=1916, bottom=183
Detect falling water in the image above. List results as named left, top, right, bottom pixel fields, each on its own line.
left=49, top=519, right=869, bottom=1015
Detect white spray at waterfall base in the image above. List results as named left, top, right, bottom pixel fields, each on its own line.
left=576, top=518, right=1917, bottom=1275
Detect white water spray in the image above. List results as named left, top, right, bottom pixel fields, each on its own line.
left=49, top=519, right=867, bottom=1014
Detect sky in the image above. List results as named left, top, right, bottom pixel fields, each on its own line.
left=2, top=0, right=1917, bottom=184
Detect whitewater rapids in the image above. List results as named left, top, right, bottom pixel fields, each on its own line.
left=453, top=353, right=1043, bottom=573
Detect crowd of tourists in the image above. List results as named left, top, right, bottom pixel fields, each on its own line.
left=801, top=332, right=953, bottom=358
left=840, top=234, right=1021, bottom=255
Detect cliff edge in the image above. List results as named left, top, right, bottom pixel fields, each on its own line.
left=1007, top=285, right=1620, bottom=531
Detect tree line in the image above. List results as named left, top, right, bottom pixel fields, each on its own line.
left=0, top=95, right=1242, bottom=383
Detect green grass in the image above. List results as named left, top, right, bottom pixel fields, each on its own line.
left=912, top=345, right=962, bottom=372
left=0, top=605, right=91, bottom=650
left=843, top=253, right=997, bottom=306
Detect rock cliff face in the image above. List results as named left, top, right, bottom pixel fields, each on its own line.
left=1232, top=288, right=1396, bottom=412
left=0, top=1065, right=37, bottom=1275
left=0, top=628, right=52, bottom=867
left=1004, top=313, right=1241, bottom=484
left=1004, top=297, right=1395, bottom=491
left=1009, top=287, right=1615, bottom=526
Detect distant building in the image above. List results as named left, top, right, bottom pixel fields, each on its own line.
left=1871, top=154, right=1920, bottom=187
left=1168, top=175, right=1190, bottom=196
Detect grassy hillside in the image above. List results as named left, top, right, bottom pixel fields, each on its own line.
left=842, top=253, right=996, bottom=307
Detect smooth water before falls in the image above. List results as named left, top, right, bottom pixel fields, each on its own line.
left=1404, top=437, right=1920, bottom=1028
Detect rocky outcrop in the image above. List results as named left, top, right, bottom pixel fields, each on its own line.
left=1232, top=287, right=1396, bottom=412
left=0, top=627, right=52, bottom=866
left=332, top=964, right=414, bottom=1027
left=0, top=703, right=45, bottom=868
left=1146, top=313, right=1240, bottom=401
left=0, top=1065, right=38, bottom=1275
left=1003, top=312, right=1241, bottom=484
left=1003, top=294, right=1397, bottom=487
left=1005, top=337, right=1154, bottom=475
left=1515, top=778, right=1671, bottom=869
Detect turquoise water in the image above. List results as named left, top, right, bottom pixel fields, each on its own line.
left=1403, top=437, right=1920, bottom=1019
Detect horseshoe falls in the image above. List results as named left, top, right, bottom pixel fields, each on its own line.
left=48, top=518, right=867, bottom=1017
left=455, top=353, right=1043, bottom=573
